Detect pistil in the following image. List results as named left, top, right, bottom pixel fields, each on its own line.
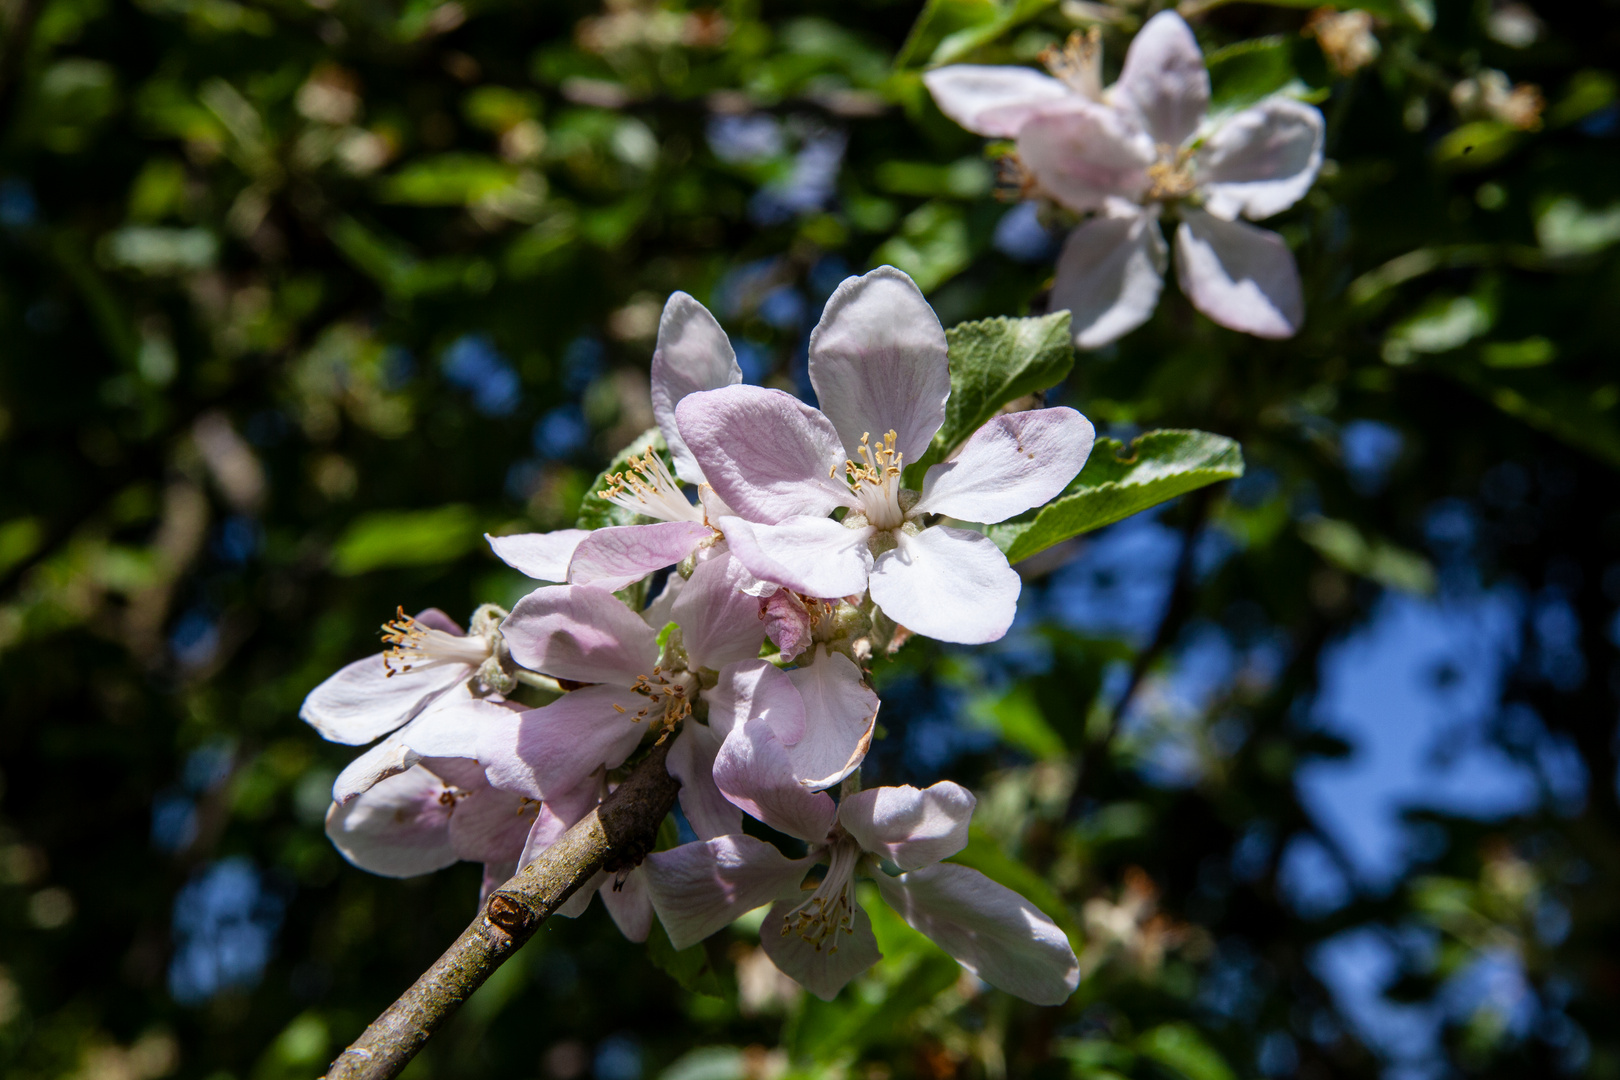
left=1146, top=144, right=1197, bottom=203
left=782, top=838, right=860, bottom=954
left=839, top=430, right=909, bottom=531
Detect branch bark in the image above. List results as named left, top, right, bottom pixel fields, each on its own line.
left=322, top=742, right=681, bottom=1080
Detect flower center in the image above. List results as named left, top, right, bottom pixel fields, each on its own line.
left=1040, top=27, right=1103, bottom=101
left=603, top=448, right=704, bottom=523
left=782, top=837, right=860, bottom=954
left=623, top=665, right=698, bottom=737
left=381, top=608, right=492, bottom=675
left=838, top=430, right=909, bottom=531
left=1146, top=145, right=1197, bottom=203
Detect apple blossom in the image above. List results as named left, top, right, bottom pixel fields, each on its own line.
left=676, top=266, right=1094, bottom=644
left=925, top=12, right=1324, bottom=346
left=642, top=772, right=1079, bottom=1004
left=301, top=605, right=513, bottom=750
left=487, top=291, right=745, bottom=593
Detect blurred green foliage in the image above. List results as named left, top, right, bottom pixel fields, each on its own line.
left=2, top=0, right=1620, bottom=1079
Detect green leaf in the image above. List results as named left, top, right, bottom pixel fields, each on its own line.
left=575, top=427, right=667, bottom=531
left=378, top=153, right=523, bottom=206
left=330, top=505, right=481, bottom=576
left=917, top=311, right=1074, bottom=472
left=1206, top=36, right=1295, bottom=116
left=1137, top=1024, right=1236, bottom=1080
left=645, top=917, right=726, bottom=999
left=894, top=0, right=999, bottom=68
left=963, top=682, right=1065, bottom=760
left=869, top=201, right=971, bottom=294
left=1536, top=196, right=1620, bottom=258
left=1232, top=0, right=1430, bottom=30
left=1298, top=517, right=1436, bottom=594
left=985, top=430, right=1244, bottom=564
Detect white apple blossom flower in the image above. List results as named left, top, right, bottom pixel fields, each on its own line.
left=487, top=292, right=745, bottom=593
left=642, top=773, right=1079, bottom=1005
left=676, top=266, right=1094, bottom=645
left=925, top=12, right=1325, bottom=346
left=472, top=553, right=780, bottom=834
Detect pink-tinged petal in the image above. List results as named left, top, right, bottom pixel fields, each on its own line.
left=448, top=785, right=535, bottom=866
left=652, top=292, right=744, bottom=484
left=1112, top=10, right=1208, bottom=148
left=783, top=648, right=879, bottom=790
left=872, top=863, right=1079, bottom=1006
left=760, top=900, right=881, bottom=1001
left=332, top=734, right=420, bottom=804
left=397, top=692, right=514, bottom=762
left=420, top=755, right=488, bottom=791
left=600, top=866, right=653, bottom=942
left=324, top=766, right=458, bottom=878
left=717, top=516, right=874, bottom=600
left=643, top=836, right=812, bottom=949
left=869, top=527, right=1020, bottom=645
left=557, top=870, right=607, bottom=919
left=760, top=590, right=813, bottom=661
left=641, top=569, right=686, bottom=629
left=923, top=65, right=1075, bottom=138
left=709, top=659, right=805, bottom=745
left=713, top=718, right=838, bottom=843
left=1197, top=97, right=1324, bottom=221
left=1175, top=209, right=1303, bottom=339
left=1016, top=101, right=1155, bottom=213
left=676, top=385, right=850, bottom=523
left=480, top=686, right=648, bottom=799
left=517, top=773, right=603, bottom=868
left=667, top=722, right=743, bottom=841
left=838, top=782, right=975, bottom=870
left=501, top=585, right=658, bottom=686
left=568, top=521, right=713, bottom=594
left=1049, top=212, right=1167, bottom=348
left=807, top=266, right=950, bottom=464
left=486, top=529, right=589, bottom=583
left=671, top=552, right=766, bottom=672
left=916, top=408, right=1096, bottom=523
left=300, top=651, right=468, bottom=746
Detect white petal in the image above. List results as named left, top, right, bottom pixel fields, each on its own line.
left=869, top=527, right=1020, bottom=645
left=675, top=385, right=852, bottom=523
left=783, top=648, right=879, bottom=790
left=1197, top=97, right=1324, bottom=221
left=324, top=766, right=459, bottom=878
left=600, top=866, right=654, bottom=943
left=556, top=870, right=606, bottom=920
left=448, top=785, right=534, bottom=866
left=916, top=408, right=1095, bottom=523
left=717, top=516, right=874, bottom=600
left=808, top=266, right=951, bottom=464
left=568, top=521, right=713, bottom=593
left=396, top=691, right=512, bottom=761
left=332, top=733, right=420, bottom=804
left=479, top=687, right=648, bottom=800
left=300, top=650, right=467, bottom=746
left=517, top=773, right=603, bottom=867
left=1050, top=212, right=1167, bottom=349
left=713, top=718, right=838, bottom=843
left=666, top=722, right=743, bottom=841
left=1015, top=101, right=1155, bottom=213
left=486, top=529, right=590, bottom=583
left=670, top=552, right=767, bottom=672
left=709, top=659, right=806, bottom=746
left=760, top=899, right=882, bottom=1002
left=643, top=836, right=812, bottom=950
left=652, top=292, right=744, bottom=484
left=1111, top=10, right=1208, bottom=148
left=872, top=863, right=1079, bottom=1006
left=500, top=585, right=658, bottom=686
left=1175, top=209, right=1303, bottom=339
left=838, top=782, right=975, bottom=871
left=923, top=65, right=1075, bottom=137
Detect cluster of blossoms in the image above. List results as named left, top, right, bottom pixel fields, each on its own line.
left=303, top=266, right=1092, bottom=1005
left=924, top=11, right=1325, bottom=347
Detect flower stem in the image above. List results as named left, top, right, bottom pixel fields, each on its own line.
left=321, top=743, right=680, bottom=1080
